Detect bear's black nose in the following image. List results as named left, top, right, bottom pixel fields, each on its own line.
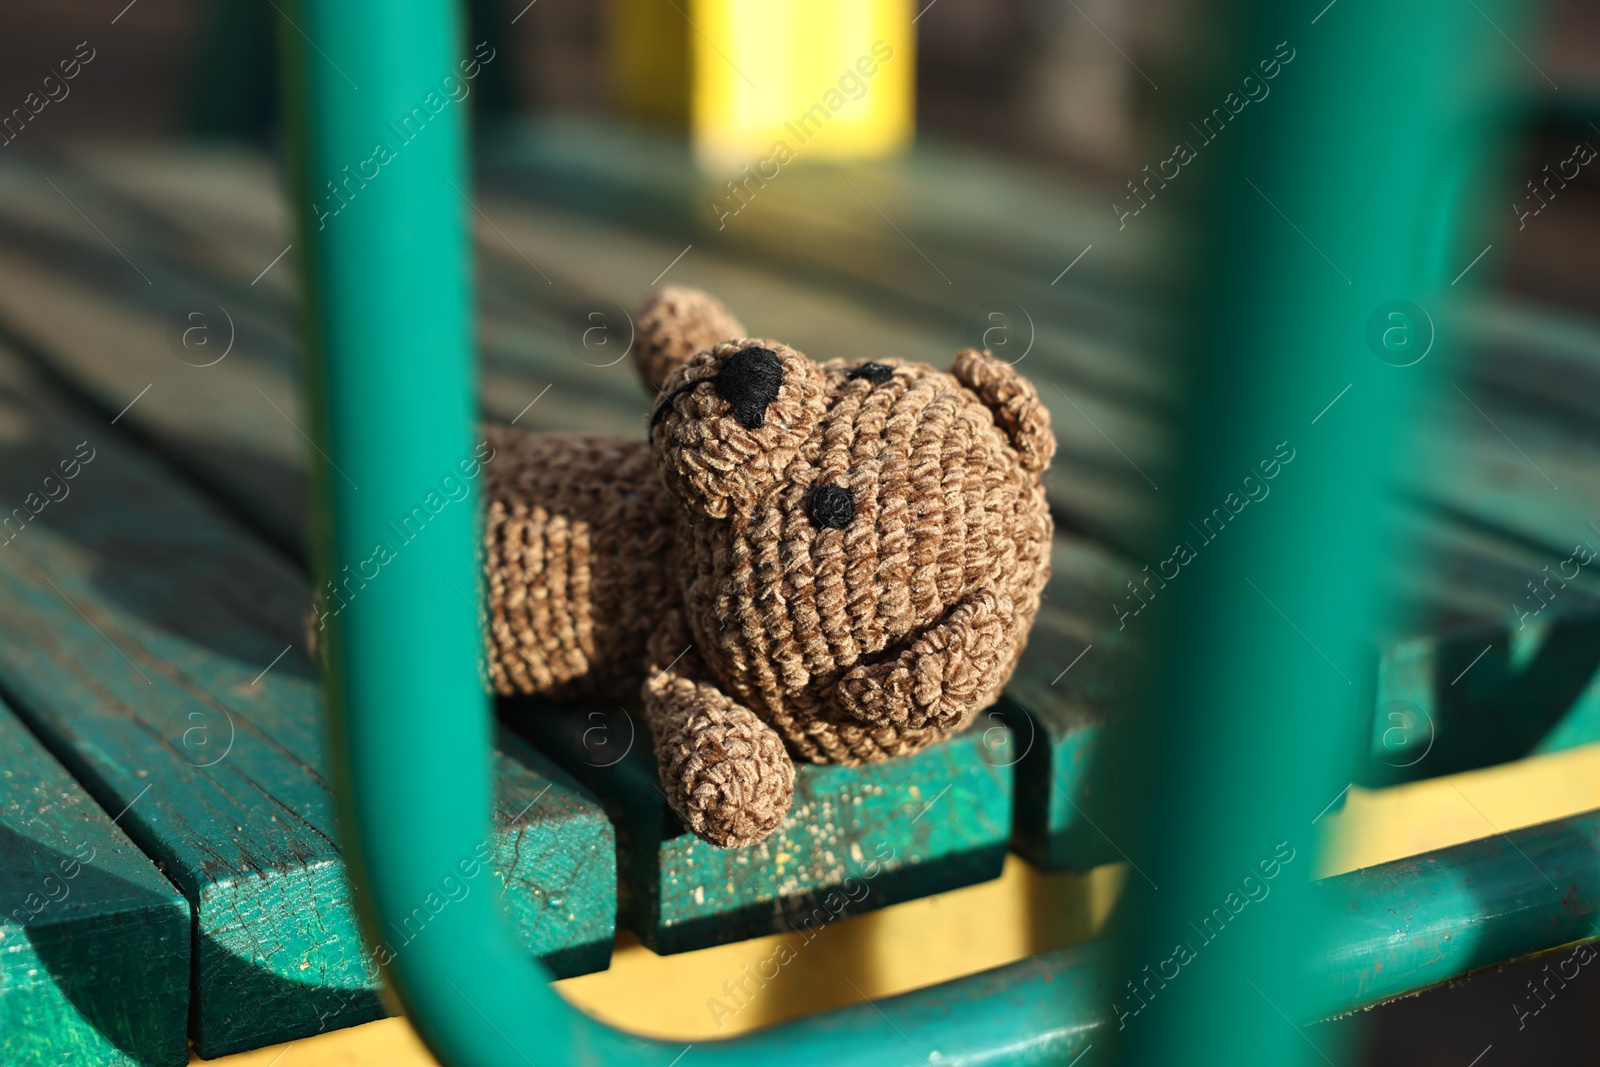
left=714, top=346, right=784, bottom=429
left=808, top=483, right=855, bottom=530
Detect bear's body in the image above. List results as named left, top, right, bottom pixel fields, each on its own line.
left=481, top=288, right=1055, bottom=848
left=483, top=430, right=673, bottom=700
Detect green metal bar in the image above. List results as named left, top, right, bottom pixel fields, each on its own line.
left=1306, top=806, right=1600, bottom=1016
left=274, top=1, right=558, bottom=1062
left=1110, top=0, right=1534, bottom=1063
left=829, top=802, right=1600, bottom=1057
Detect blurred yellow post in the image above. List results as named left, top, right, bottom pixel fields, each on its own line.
left=607, top=0, right=914, bottom=171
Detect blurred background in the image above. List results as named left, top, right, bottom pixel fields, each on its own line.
left=3, top=1, right=1600, bottom=1064
left=3, top=0, right=1598, bottom=328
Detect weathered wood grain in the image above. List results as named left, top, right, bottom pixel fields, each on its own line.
left=505, top=699, right=1012, bottom=954
left=0, top=154, right=309, bottom=556
left=0, top=698, right=191, bottom=1067
left=0, top=345, right=614, bottom=1056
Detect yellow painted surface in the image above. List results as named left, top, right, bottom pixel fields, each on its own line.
left=556, top=855, right=1123, bottom=1038
left=1318, top=739, right=1600, bottom=876
left=199, top=740, right=1600, bottom=1064
left=690, top=0, right=914, bottom=171
left=197, top=1019, right=434, bottom=1067
left=605, top=0, right=914, bottom=171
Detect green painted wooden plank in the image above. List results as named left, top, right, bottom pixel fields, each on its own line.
left=504, top=699, right=1012, bottom=954
left=477, top=126, right=1177, bottom=549
left=0, top=698, right=190, bottom=1067
left=479, top=122, right=1600, bottom=570
left=1388, top=494, right=1600, bottom=631
left=0, top=151, right=1035, bottom=945
left=453, top=187, right=1169, bottom=549
left=414, top=124, right=1600, bottom=895
left=488, top=119, right=1600, bottom=486
left=487, top=116, right=1160, bottom=292
left=60, top=143, right=1600, bottom=580
left=0, top=345, right=614, bottom=1056
left=28, top=151, right=1600, bottom=698
left=1362, top=606, right=1600, bottom=787
left=1002, top=536, right=1138, bottom=873
left=0, top=155, right=310, bottom=557
left=20, top=154, right=1030, bottom=958
left=482, top=144, right=1600, bottom=587
left=1388, top=501, right=1567, bottom=630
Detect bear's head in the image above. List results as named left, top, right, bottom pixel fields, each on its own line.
left=647, top=320, right=1055, bottom=766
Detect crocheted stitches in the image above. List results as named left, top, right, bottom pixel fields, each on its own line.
left=659, top=351, right=1052, bottom=765
left=483, top=428, right=677, bottom=700
left=479, top=287, right=1055, bottom=846
left=635, top=285, right=747, bottom=395
left=648, top=339, right=829, bottom=522
left=645, top=610, right=795, bottom=846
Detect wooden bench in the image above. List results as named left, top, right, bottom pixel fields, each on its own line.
left=0, top=308, right=615, bottom=1055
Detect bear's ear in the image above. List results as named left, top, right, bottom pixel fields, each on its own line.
left=951, top=348, right=1056, bottom=473
left=635, top=287, right=747, bottom=395
left=649, top=339, right=827, bottom=519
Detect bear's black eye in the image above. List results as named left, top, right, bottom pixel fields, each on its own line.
left=847, top=362, right=894, bottom=386
left=714, top=346, right=784, bottom=429
left=808, top=483, right=855, bottom=530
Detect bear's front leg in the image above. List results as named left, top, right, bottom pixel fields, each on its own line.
left=642, top=610, right=794, bottom=848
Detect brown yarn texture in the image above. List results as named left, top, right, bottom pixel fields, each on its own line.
left=483, top=430, right=677, bottom=700
left=482, top=288, right=1055, bottom=847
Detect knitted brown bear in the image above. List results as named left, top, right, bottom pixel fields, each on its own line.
left=484, top=287, right=1055, bottom=848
